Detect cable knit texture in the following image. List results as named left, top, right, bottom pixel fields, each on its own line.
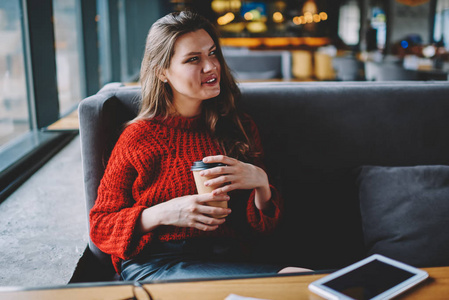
left=89, top=114, right=283, bottom=273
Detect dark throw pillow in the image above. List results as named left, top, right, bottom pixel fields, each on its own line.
left=356, top=165, right=449, bottom=267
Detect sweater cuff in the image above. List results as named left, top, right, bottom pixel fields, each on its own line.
left=110, top=205, right=155, bottom=274
left=246, top=185, right=283, bottom=234
left=122, top=206, right=156, bottom=259
left=90, top=205, right=151, bottom=260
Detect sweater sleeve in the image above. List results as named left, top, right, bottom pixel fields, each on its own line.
left=89, top=125, right=154, bottom=260
left=243, top=115, right=284, bottom=234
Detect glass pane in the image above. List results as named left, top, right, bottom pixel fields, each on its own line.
left=371, top=7, right=386, bottom=50
left=0, top=1, right=30, bottom=148
left=53, top=0, right=82, bottom=115
left=338, top=0, right=360, bottom=46
left=443, top=10, right=449, bottom=50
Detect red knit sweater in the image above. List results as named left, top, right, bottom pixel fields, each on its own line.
left=89, top=114, right=283, bottom=273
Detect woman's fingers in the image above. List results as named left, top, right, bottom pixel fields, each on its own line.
left=195, top=213, right=226, bottom=226
left=201, top=156, right=268, bottom=193
left=195, top=223, right=219, bottom=231
left=163, top=194, right=230, bottom=230
left=199, top=165, right=229, bottom=177
left=211, top=184, right=235, bottom=195
left=197, top=194, right=232, bottom=216
left=197, top=202, right=231, bottom=216
left=196, top=192, right=230, bottom=204
left=204, top=174, right=234, bottom=187
left=189, top=199, right=229, bottom=231
left=187, top=194, right=232, bottom=230
left=203, top=155, right=236, bottom=165
left=191, top=219, right=223, bottom=231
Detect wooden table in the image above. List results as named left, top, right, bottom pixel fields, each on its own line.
left=1, top=266, right=448, bottom=300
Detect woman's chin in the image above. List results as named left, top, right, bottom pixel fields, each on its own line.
left=202, top=89, right=221, bottom=100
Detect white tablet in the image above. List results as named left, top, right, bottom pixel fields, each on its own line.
left=308, top=254, right=428, bottom=300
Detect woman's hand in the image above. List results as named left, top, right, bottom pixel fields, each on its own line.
left=201, top=155, right=272, bottom=210
left=139, top=193, right=231, bottom=233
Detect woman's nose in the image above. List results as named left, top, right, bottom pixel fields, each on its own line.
left=202, top=57, right=218, bottom=72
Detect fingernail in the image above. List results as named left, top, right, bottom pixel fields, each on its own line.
left=199, top=171, right=205, bottom=176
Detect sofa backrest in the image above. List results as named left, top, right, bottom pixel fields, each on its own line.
left=79, top=81, right=449, bottom=271
left=238, top=81, right=449, bottom=269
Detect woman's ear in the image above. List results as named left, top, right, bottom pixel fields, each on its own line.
left=158, top=70, right=168, bottom=83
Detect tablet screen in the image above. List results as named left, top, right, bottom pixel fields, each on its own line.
left=322, top=259, right=415, bottom=300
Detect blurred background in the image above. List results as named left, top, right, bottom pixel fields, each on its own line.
left=0, top=0, right=448, bottom=198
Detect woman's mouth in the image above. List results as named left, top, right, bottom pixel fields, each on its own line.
left=202, top=76, right=218, bottom=85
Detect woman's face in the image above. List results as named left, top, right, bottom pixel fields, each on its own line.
left=163, top=29, right=221, bottom=116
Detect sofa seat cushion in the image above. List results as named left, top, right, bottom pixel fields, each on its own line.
left=356, top=165, right=449, bottom=267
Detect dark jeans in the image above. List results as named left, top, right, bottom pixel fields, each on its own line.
left=121, top=238, right=287, bottom=281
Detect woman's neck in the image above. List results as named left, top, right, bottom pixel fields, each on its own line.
left=171, top=102, right=202, bottom=118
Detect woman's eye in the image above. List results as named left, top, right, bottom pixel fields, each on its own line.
left=187, top=57, right=199, bottom=63
left=210, top=50, right=216, bottom=56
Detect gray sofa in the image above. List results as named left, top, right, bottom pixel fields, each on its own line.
left=78, top=81, right=449, bottom=281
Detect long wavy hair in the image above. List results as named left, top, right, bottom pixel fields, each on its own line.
left=133, top=11, right=259, bottom=161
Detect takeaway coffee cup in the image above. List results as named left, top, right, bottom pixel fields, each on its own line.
left=191, top=161, right=227, bottom=218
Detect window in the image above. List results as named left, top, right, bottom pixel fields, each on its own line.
left=0, top=1, right=31, bottom=148
left=53, top=0, right=83, bottom=115
left=0, top=0, right=77, bottom=202
left=434, top=0, right=449, bottom=49
left=371, top=6, right=387, bottom=50
left=338, top=0, right=360, bottom=46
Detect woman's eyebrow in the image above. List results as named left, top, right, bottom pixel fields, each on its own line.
left=183, top=44, right=216, bottom=57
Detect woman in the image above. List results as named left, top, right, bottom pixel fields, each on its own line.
left=90, top=11, right=308, bottom=281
